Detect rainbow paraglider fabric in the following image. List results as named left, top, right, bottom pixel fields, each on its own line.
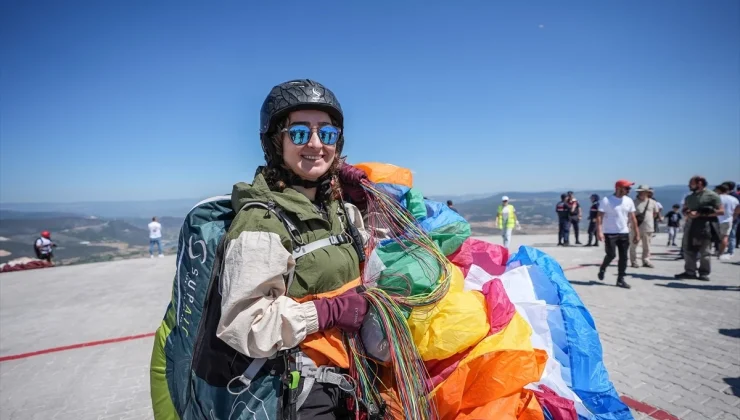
left=353, top=162, right=633, bottom=420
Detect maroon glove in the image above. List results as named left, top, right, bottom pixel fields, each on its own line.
left=313, top=288, right=369, bottom=333
left=338, top=161, right=368, bottom=207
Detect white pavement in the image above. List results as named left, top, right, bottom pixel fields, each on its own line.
left=0, top=233, right=738, bottom=419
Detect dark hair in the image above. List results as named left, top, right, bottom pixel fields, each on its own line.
left=722, top=181, right=736, bottom=191
left=717, top=184, right=729, bottom=194
left=447, top=200, right=453, bottom=206
left=690, top=175, right=707, bottom=188
left=260, top=116, right=343, bottom=201
left=672, top=204, right=680, bottom=208
left=561, top=193, right=567, bottom=200
left=567, top=191, right=573, bottom=195
left=152, top=217, right=157, bottom=221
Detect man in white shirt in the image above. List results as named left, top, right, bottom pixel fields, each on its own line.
left=716, top=184, right=740, bottom=261
left=148, top=217, right=163, bottom=258
left=34, top=230, right=57, bottom=264
left=596, top=179, right=640, bottom=289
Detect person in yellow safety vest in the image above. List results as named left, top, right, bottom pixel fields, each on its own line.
left=496, top=195, right=520, bottom=248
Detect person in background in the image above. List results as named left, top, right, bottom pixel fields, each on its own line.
left=675, top=175, right=724, bottom=281
left=586, top=194, right=600, bottom=246
left=597, top=179, right=639, bottom=289
left=34, top=230, right=57, bottom=264
left=715, top=184, right=739, bottom=261
left=736, top=185, right=740, bottom=251
left=664, top=204, right=682, bottom=247
left=148, top=216, right=164, bottom=258
left=447, top=200, right=459, bottom=213
left=630, top=185, right=659, bottom=268
left=566, top=191, right=582, bottom=245
left=675, top=188, right=694, bottom=260
left=649, top=189, right=663, bottom=235
left=496, top=195, right=520, bottom=248
left=556, top=194, right=570, bottom=246
left=724, top=182, right=739, bottom=255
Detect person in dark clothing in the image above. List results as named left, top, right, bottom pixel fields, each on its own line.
left=566, top=191, right=582, bottom=245
left=586, top=194, right=600, bottom=246
left=446, top=200, right=459, bottom=214
left=675, top=175, right=724, bottom=281
left=664, top=204, right=682, bottom=246
left=556, top=194, right=570, bottom=246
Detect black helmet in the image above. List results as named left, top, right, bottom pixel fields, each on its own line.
left=260, top=79, right=343, bottom=134
left=259, top=79, right=345, bottom=169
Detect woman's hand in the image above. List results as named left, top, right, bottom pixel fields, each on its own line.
left=338, top=161, right=368, bottom=206
left=313, top=287, right=369, bottom=333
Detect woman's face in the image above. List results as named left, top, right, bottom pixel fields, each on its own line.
left=281, top=109, right=338, bottom=182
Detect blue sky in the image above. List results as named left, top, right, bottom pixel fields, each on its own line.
left=1, top=0, right=738, bottom=203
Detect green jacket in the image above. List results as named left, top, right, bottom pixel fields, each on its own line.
left=215, top=173, right=360, bottom=359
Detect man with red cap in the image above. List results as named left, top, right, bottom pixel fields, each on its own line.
left=596, top=180, right=640, bottom=288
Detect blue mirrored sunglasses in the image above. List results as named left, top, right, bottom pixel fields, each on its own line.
left=282, top=124, right=341, bottom=146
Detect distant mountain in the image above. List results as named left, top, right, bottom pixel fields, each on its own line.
left=426, top=193, right=495, bottom=204
left=0, top=185, right=692, bottom=252
left=0, top=211, right=178, bottom=265
left=0, top=210, right=87, bottom=220
left=455, top=185, right=689, bottom=234
left=0, top=197, right=211, bottom=219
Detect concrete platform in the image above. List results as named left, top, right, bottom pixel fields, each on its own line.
left=0, top=233, right=738, bottom=419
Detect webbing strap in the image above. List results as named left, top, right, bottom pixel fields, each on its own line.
left=292, top=234, right=348, bottom=260
left=295, top=354, right=316, bottom=410
left=239, top=201, right=303, bottom=246
left=237, top=357, right=267, bottom=387
left=294, top=352, right=354, bottom=410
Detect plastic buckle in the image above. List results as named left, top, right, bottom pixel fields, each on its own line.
left=330, top=234, right=349, bottom=245
left=289, top=371, right=300, bottom=390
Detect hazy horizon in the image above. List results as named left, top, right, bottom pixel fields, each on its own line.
left=0, top=182, right=697, bottom=206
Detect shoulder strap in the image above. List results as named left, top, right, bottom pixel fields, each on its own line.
left=237, top=200, right=350, bottom=290
left=641, top=199, right=651, bottom=216
left=239, top=201, right=304, bottom=247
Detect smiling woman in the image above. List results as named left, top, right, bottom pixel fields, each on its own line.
left=258, top=80, right=346, bottom=204
left=280, top=110, right=339, bottom=185
left=151, top=79, right=374, bottom=420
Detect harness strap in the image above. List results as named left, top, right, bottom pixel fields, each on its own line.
left=237, top=357, right=267, bottom=388
left=238, top=201, right=351, bottom=291
left=239, top=201, right=304, bottom=246
left=292, top=234, right=349, bottom=260
left=294, top=352, right=353, bottom=411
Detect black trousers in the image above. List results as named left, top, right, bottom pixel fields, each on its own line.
left=558, top=218, right=570, bottom=244
left=297, top=382, right=352, bottom=420
left=570, top=218, right=580, bottom=243
left=587, top=221, right=598, bottom=245
left=600, top=233, right=630, bottom=279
